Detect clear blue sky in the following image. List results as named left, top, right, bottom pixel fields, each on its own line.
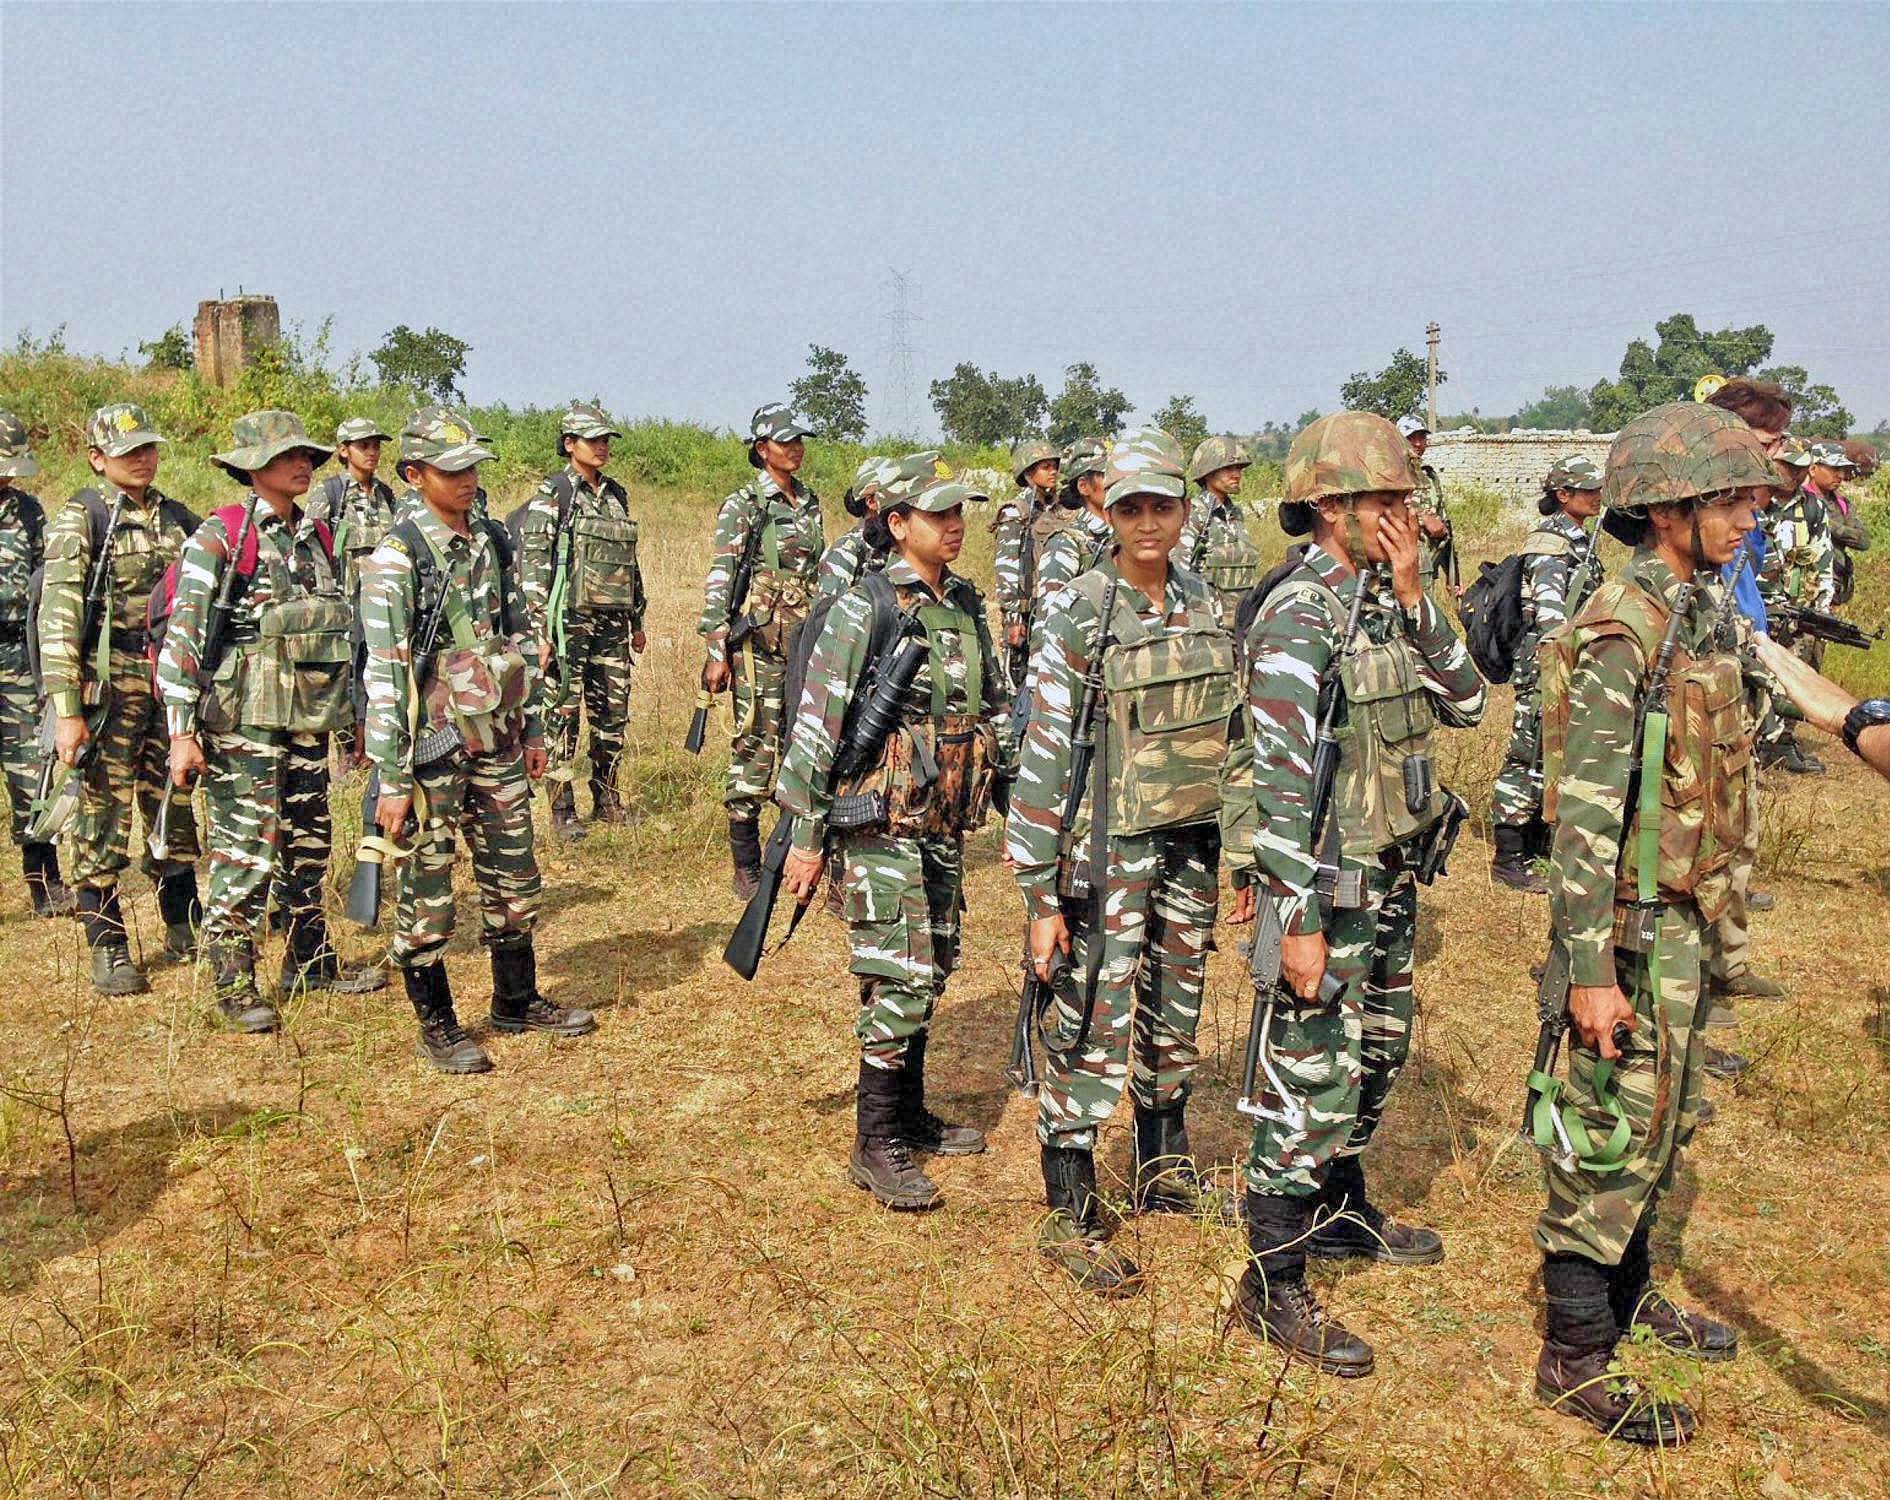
left=6, top=2, right=1889, bottom=435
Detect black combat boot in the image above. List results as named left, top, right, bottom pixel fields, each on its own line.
left=1611, top=1218, right=1737, bottom=1362
left=80, top=886, right=148, bottom=996
left=22, top=842, right=75, bottom=919
left=209, top=940, right=278, bottom=1034
left=729, top=816, right=762, bottom=900
left=1232, top=1192, right=1374, bottom=1376
left=850, top=1059, right=942, bottom=1210
left=405, top=963, right=492, bottom=1074
left=1701, top=1043, right=1750, bottom=1081
left=156, top=869, right=201, bottom=963
left=1038, top=1144, right=1142, bottom=1295
left=895, top=1031, right=985, bottom=1155
left=1536, top=1251, right=1696, bottom=1445
left=1307, top=1155, right=1445, bottom=1265
left=1491, top=824, right=1548, bottom=893
left=1711, top=969, right=1786, bottom=1000
left=278, top=912, right=386, bottom=997
left=1130, top=1100, right=1238, bottom=1224
left=589, top=753, right=625, bottom=825
left=487, top=938, right=596, bottom=1035
left=550, top=780, right=586, bottom=841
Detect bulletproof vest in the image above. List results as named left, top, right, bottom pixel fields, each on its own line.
left=407, top=524, right=531, bottom=755
left=1538, top=577, right=1748, bottom=922
left=106, top=494, right=192, bottom=638
left=569, top=488, right=639, bottom=611
left=742, top=483, right=823, bottom=653
left=209, top=525, right=353, bottom=735
left=1189, top=502, right=1264, bottom=610
left=328, top=476, right=396, bottom=560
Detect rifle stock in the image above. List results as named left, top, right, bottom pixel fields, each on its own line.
left=683, top=668, right=713, bottom=754
left=346, top=769, right=385, bottom=928
left=723, top=818, right=796, bottom=980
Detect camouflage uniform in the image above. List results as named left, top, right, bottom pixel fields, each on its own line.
left=39, top=406, right=202, bottom=988
left=816, top=525, right=885, bottom=598
left=303, top=419, right=398, bottom=612
left=991, top=439, right=1067, bottom=690
left=519, top=405, right=647, bottom=828
left=1029, top=507, right=1113, bottom=658
left=1761, top=479, right=1836, bottom=664
left=697, top=405, right=823, bottom=827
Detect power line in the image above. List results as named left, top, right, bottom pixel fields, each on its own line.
left=884, top=270, right=921, bottom=436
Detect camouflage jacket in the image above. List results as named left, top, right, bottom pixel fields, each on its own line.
left=156, top=499, right=346, bottom=737
left=1007, top=556, right=1229, bottom=923
left=1177, top=493, right=1265, bottom=617
left=1244, top=545, right=1485, bottom=934
left=1029, top=507, right=1113, bottom=659
left=39, top=483, right=195, bottom=714
left=777, top=557, right=1001, bottom=853
left=518, top=465, right=647, bottom=632
left=816, top=525, right=886, bottom=599
left=304, top=472, right=398, bottom=606
left=1520, top=512, right=1600, bottom=649
left=1547, top=550, right=1743, bottom=986
left=991, top=487, right=1066, bottom=632
left=1761, top=486, right=1835, bottom=609
left=361, top=504, right=542, bottom=799
left=0, top=485, right=46, bottom=676
left=697, top=472, right=824, bottom=665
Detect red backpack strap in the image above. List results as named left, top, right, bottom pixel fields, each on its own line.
left=309, top=517, right=335, bottom=559
left=213, top=502, right=263, bottom=576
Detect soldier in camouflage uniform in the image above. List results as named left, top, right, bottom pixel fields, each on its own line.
left=1028, top=439, right=1113, bottom=653
left=816, top=454, right=899, bottom=599
left=305, top=417, right=398, bottom=617
left=1752, top=438, right=1821, bottom=771
left=159, top=412, right=384, bottom=1032
left=697, top=404, right=823, bottom=896
left=0, top=412, right=73, bottom=918
left=1233, top=412, right=1485, bottom=1377
left=1398, top=415, right=1457, bottom=593
left=1527, top=402, right=1772, bottom=1445
left=1489, top=455, right=1606, bottom=892
left=519, top=403, right=647, bottom=837
left=777, top=465, right=1002, bottom=1211
left=989, top=440, right=1066, bottom=690
left=39, top=404, right=203, bottom=995
left=1008, top=429, right=1241, bottom=1297
left=363, top=408, right=595, bottom=1073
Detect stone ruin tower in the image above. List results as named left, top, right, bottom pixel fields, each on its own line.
left=193, top=294, right=280, bottom=387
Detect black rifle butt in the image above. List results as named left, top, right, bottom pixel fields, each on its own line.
left=722, top=871, right=779, bottom=980
left=684, top=702, right=710, bottom=756
left=346, top=846, right=383, bottom=929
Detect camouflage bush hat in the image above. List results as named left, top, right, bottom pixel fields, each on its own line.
left=399, top=406, right=495, bottom=473
left=844, top=453, right=900, bottom=517
left=746, top=402, right=815, bottom=467
left=0, top=410, right=38, bottom=478
left=1599, top=401, right=1777, bottom=544
left=335, top=417, right=392, bottom=445
left=1102, top=427, right=1187, bottom=508
left=560, top=401, right=622, bottom=441
left=86, top=403, right=167, bottom=458
left=1279, top=411, right=1413, bottom=535
left=1188, top=434, right=1251, bottom=484
left=211, top=410, right=333, bottom=481
left=1010, top=439, right=1059, bottom=485
left=1060, top=437, right=1107, bottom=482
left=1808, top=442, right=1855, bottom=470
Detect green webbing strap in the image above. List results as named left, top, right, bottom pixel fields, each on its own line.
left=916, top=604, right=981, bottom=717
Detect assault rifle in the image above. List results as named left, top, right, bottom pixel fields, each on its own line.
left=28, top=496, right=127, bottom=842
left=1770, top=599, right=1882, bottom=652
left=723, top=619, right=930, bottom=980
left=685, top=508, right=765, bottom=752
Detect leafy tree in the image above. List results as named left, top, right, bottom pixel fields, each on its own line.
left=927, top=363, right=1047, bottom=446
left=1757, top=364, right=1854, bottom=440
left=1293, top=408, right=1322, bottom=432
left=371, top=324, right=471, bottom=401
left=1151, top=394, right=1209, bottom=455
left=1514, top=384, right=1593, bottom=431
left=789, top=344, right=868, bottom=442
left=1047, top=362, right=1131, bottom=447
left=1585, top=314, right=1772, bottom=430
left=138, top=324, right=193, bottom=371
left=1338, top=349, right=1438, bottom=420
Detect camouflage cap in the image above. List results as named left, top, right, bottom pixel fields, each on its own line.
left=1396, top=414, right=1431, bottom=438
left=211, top=410, right=333, bottom=480
left=899, top=477, right=988, bottom=515
left=1775, top=436, right=1815, bottom=468
left=0, top=410, right=38, bottom=478
left=1060, top=437, right=1108, bottom=482
left=879, top=451, right=949, bottom=508
left=1188, top=434, right=1251, bottom=483
left=86, top=403, right=168, bottom=458
left=399, top=405, right=495, bottom=473
left=1010, top=439, right=1060, bottom=484
left=1808, top=442, right=1856, bottom=470
left=1545, top=454, right=1604, bottom=491
left=749, top=402, right=815, bottom=445
left=843, top=453, right=900, bottom=517
left=560, top=401, right=622, bottom=440
left=336, top=416, right=393, bottom=445
left=1600, top=401, right=1777, bottom=523
left=1102, top=427, right=1187, bottom=507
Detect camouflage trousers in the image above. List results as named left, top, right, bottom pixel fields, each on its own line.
left=0, top=664, right=37, bottom=845
left=1535, top=903, right=1708, bottom=1265
left=1703, top=789, right=1761, bottom=1024
left=1490, top=674, right=1544, bottom=829
left=1037, top=824, right=1220, bottom=1151
left=1243, top=861, right=1418, bottom=1198
left=726, top=641, right=787, bottom=822
left=70, top=665, right=200, bottom=889
left=390, top=746, right=541, bottom=969
left=838, top=830, right=964, bottom=1069
left=547, top=609, right=631, bottom=776
left=202, top=728, right=330, bottom=948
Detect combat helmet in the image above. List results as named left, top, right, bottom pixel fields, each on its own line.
left=1278, top=411, right=1413, bottom=536
left=1010, top=439, right=1059, bottom=487
left=1188, top=434, right=1252, bottom=485
left=1598, top=401, right=1776, bottom=545
left=1057, top=437, right=1108, bottom=508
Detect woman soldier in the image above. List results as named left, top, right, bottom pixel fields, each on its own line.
left=1489, top=455, right=1606, bottom=892
left=1009, top=428, right=1241, bottom=1297
left=816, top=454, right=903, bottom=599
left=777, top=463, right=1002, bottom=1212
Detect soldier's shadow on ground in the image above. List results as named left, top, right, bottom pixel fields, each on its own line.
left=922, top=969, right=1036, bottom=1141
left=0, top=1103, right=249, bottom=1295
left=537, top=921, right=724, bottom=1011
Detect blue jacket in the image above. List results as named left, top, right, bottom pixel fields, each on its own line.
left=1724, top=530, right=1767, bottom=633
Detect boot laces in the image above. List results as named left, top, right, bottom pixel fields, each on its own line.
left=426, top=1012, right=472, bottom=1047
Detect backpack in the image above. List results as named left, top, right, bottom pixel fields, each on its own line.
left=779, top=570, right=904, bottom=745
left=1456, top=552, right=1530, bottom=684
left=507, top=471, right=576, bottom=556
left=144, top=502, right=335, bottom=685
left=1232, top=545, right=1312, bottom=650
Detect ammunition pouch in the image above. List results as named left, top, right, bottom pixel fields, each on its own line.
left=570, top=512, right=639, bottom=611
left=424, top=638, right=530, bottom=756
left=836, top=712, right=996, bottom=839
left=203, top=592, right=353, bottom=734
left=742, top=571, right=814, bottom=657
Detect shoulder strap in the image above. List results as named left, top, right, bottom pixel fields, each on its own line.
left=545, top=471, right=577, bottom=529
left=76, top=489, right=111, bottom=555
left=159, top=496, right=202, bottom=535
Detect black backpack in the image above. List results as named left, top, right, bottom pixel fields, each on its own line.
left=1233, top=545, right=1311, bottom=649
left=780, top=570, right=904, bottom=744
left=1456, top=553, right=1530, bottom=684
left=390, top=513, right=526, bottom=640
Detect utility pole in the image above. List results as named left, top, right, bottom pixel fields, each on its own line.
left=884, top=270, right=920, bottom=436
left=1425, top=322, right=1440, bottom=432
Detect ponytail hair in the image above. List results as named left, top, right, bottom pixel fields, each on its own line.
left=862, top=511, right=895, bottom=554
left=1537, top=485, right=1561, bottom=516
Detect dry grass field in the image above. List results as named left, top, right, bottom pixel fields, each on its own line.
left=0, top=463, right=1887, bottom=1497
